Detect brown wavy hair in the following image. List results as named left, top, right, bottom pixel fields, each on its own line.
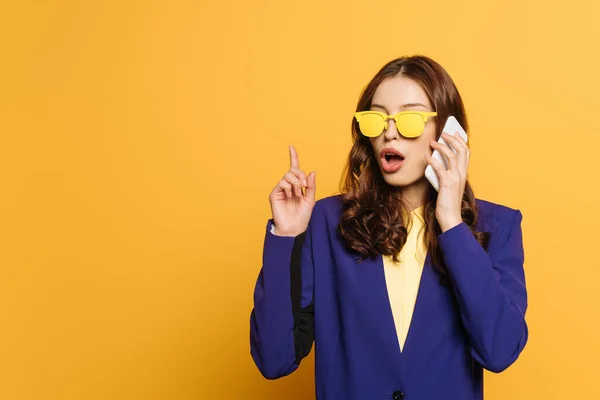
left=338, top=55, right=490, bottom=282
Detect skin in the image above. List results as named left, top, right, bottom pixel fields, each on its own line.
left=367, top=76, right=438, bottom=210
left=269, top=75, right=469, bottom=236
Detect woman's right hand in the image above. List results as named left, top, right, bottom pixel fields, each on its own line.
left=268, top=145, right=316, bottom=237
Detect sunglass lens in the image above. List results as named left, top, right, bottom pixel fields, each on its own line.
left=358, top=113, right=385, bottom=137
left=396, top=114, right=425, bottom=138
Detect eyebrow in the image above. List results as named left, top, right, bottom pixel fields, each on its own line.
left=370, top=102, right=430, bottom=112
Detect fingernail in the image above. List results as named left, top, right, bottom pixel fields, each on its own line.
left=303, top=179, right=307, bottom=186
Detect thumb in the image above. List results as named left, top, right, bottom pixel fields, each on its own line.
left=305, top=171, right=316, bottom=201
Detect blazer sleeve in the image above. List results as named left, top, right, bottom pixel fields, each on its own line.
left=249, top=219, right=315, bottom=379
left=438, top=209, right=528, bottom=373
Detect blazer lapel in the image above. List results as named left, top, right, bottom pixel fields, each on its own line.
left=378, top=250, right=434, bottom=359
left=351, top=254, right=404, bottom=372
left=401, top=251, right=435, bottom=360
left=400, top=251, right=460, bottom=384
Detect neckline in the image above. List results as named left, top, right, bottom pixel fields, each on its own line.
left=409, top=205, right=425, bottom=224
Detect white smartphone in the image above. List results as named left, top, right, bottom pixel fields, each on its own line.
left=424, top=116, right=468, bottom=191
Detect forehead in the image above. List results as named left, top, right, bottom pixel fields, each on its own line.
left=371, top=76, right=432, bottom=110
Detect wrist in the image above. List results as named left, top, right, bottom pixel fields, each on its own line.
left=438, top=215, right=463, bottom=233
left=272, top=224, right=302, bottom=237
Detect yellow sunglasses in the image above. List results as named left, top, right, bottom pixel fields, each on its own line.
left=354, top=110, right=437, bottom=138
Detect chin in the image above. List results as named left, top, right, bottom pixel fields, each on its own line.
left=380, top=169, right=424, bottom=188
left=381, top=174, right=408, bottom=187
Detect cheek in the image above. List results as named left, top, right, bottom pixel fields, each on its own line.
left=412, top=135, right=436, bottom=158
left=422, top=123, right=437, bottom=143
left=411, top=141, right=432, bottom=160
left=369, top=137, right=381, bottom=155
left=415, top=125, right=437, bottom=157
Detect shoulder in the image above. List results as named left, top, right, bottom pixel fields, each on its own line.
left=475, top=198, right=522, bottom=221
left=307, top=194, right=344, bottom=229
left=314, top=194, right=344, bottom=213
left=475, top=198, right=523, bottom=243
left=311, top=196, right=524, bottom=222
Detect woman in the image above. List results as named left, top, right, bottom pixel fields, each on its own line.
left=249, top=55, right=528, bottom=399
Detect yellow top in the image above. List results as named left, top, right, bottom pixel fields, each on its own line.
left=382, top=205, right=427, bottom=352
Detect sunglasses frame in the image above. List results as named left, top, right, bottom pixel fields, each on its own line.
left=354, top=110, right=438, bottom=138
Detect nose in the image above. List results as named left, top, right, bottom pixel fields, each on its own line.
left=383, top=117, right=400, bottom=141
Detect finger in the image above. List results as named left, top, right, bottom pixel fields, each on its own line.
left=278, top=179, right=293, bottom=198
left=305, top=171, right=316, bottom=201
left=441, top=132, right=468, bottom=175
left=284, top=171, right=303, bottom=197
left=289, top=167, right=308, bottom=187
left=441, top=132, right=466, bottom=153
left=456, top=132, right=469, bottom=149
left=430, top=140, right=457, bottom=172
left=424, top=154, right=448, bottom=180
left=289, top=145, right=300, bottom=169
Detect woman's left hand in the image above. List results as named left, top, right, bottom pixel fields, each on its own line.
left=425, top=132, right=470, bottom=233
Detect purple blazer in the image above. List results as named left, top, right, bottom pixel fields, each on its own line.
left=250, top=195, right=528, bottom=399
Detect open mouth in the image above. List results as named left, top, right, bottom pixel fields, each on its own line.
left=381, top=149, right=405, bottom=173
left=384, top=154, right=404, bottom=163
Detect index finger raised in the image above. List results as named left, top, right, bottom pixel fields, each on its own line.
left=289, top=145, right=300, bottom=169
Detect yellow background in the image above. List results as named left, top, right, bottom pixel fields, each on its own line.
left=1, top=0, right=598, bottom=399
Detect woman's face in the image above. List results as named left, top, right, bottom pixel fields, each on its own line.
left=368, top=76, right=437, bottom=188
